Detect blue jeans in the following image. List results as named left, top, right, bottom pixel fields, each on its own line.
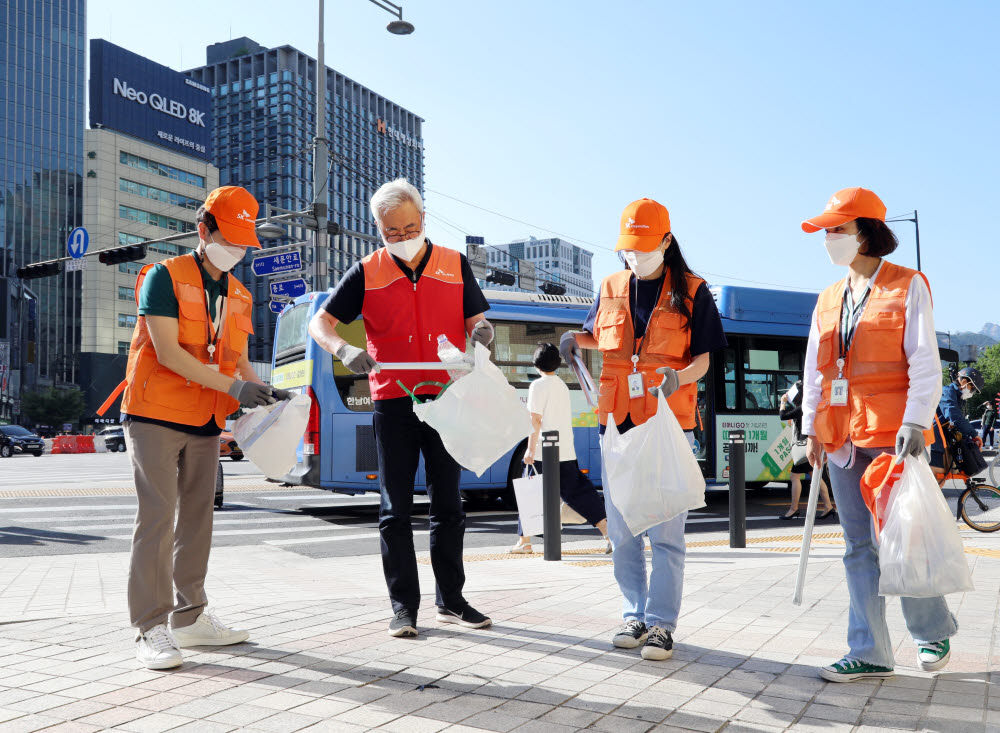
left=601, top=432, right=692, bottom=632
left=828, top=445, right=958, bottom=667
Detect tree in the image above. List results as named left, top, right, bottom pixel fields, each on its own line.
left=21, top=387, right=86, bottom=429
left=971, top=344, right=1000, bottom=413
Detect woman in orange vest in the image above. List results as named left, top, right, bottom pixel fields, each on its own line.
left=561, top=199, right=727, bottom=661
left=800, top=187, right=956, bottom=682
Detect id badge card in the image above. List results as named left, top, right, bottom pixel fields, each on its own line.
left=830, top=378, right=849, bottom=406
left=628, top=372, right=645, bottom=399
left=206, top=363, right=220, bottom=373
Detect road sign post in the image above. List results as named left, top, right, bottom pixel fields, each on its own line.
left=252, top=250, right=302, bottom=277
left=67, top=227, right=89, bottom=259
left=269, top=278, right=308, bottom=299
left=269, top=300, right=288, bottom=314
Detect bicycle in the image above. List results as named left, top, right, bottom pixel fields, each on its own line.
left=934, top=421, right=1000, bottom=532
left=987, top=449, right=1000, bottom=487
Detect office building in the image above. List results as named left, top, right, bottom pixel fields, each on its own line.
left=186, top=38, right=425, bottom=361
left=78, top=40, right=218, bottom=423
left=485, top=236, right=593, bottom=297
left=0, top=0, right=85, bottom=424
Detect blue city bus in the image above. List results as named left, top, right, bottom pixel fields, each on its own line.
left=269, top=285, right=819, bottom=497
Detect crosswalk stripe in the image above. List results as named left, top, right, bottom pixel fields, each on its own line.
left=105, top=523, right=370, bottom=540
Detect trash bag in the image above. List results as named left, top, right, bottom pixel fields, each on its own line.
left=878, top=454, right=974, bottom=597
left=513, top=466, right=544, bottom=537
left=232, top=393, right=311, bottom=480
left=413, top=343, right=533, bottom=476
left=860, top=452, right=904, bottom=540
left=603, top=391, right=706, bottom=536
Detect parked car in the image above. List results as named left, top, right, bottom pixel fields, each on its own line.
left=97, top=426, right=127, bottom=452
left=219, top=431, right=244, bottom=461
left=0, top=425, right=45, bottom=457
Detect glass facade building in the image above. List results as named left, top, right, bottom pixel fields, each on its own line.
left=186, top=38, right=425, bottom=362
left=0, top=0, right=85, bottom=423
left=485, top=237, right=594, bottom=297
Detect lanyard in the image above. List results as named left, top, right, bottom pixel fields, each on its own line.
left=836, top=283, right=872, bottom=377
left=205, top=288, right=227, bottom=362
left=629, top=273, right=666, bottom=373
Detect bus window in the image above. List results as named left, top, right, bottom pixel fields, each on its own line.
left=741, top=344, right=804, bottom=411
left=333, top=319, right=374, bottom=412
left=274, top=302, right=311, bottom=362
left=723, top=348, right=738, bottom=410
left=491, top=321, right=602, bottom=389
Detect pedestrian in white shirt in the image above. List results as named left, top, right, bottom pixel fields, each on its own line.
left=799, top=187, right=954, bottom=683
left=509, top=342, right=610, bottom=554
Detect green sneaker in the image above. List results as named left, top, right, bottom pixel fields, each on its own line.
left=819, top=657, right=894, bottom=683
left=917, top=639, right=951, bottom=672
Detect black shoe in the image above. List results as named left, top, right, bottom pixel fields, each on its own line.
left=436, top=604, right=492, bottom=629
left=641, top=626, right=674, bottom=660
left=612, top=619, right=648, bottom=649
left=780, top=510, right=800, bottom=520
left=388, top=609, right=418, bottom=638
left=819, top=508, right=837, bottom=520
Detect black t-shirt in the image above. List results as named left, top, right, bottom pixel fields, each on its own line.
left=322, top=240, right=490, bottom=323
left=583, top=273, right=727, bottom=434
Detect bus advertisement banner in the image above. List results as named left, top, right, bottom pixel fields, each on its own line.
left=272, top=360, right=314, bottom=390
left=716, top=415, right=796, bottom=482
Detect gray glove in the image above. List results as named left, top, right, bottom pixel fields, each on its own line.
left=895, top=422, right=926, bottom=459
left=559, top=331, right=580, bottom=364
left=270, top=386, right=293, bottom=401
left=334, top=343, right=378, bottom=375
left=648, top=366, right=680, bottom=398
left=228, top=380, right=277, bottom=408
left=470, top=319, right=494, bottom=348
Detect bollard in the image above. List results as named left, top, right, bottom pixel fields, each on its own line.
left=541, top=430, right=561, bottom=561
left=728, top=429, right=746, bottom=548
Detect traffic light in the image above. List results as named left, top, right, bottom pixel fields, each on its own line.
left=16, top=261, right=63, bottom=279
left=98, top=244, right=147, bottom=265
left=540, top=281, right=567, bottom=295
left=485, top=269, right=516, bottom=286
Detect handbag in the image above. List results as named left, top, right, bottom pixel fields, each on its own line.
left=512, top=466, right=545, bottom=537
left=790, top=439, right=809, bottom=472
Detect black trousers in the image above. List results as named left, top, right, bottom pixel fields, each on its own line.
left=373, top=397, right=466, bottom=613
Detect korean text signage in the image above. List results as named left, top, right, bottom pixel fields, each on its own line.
left=376, top=118, right=422, bottom=150
left=89, top=39, right=212, bottom=161
left=715, top=415, right=795, bottom=482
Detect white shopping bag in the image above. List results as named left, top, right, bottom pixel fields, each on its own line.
left=413, top=343, right=533, bottom=476
left=878, top=454, right=974, bottom=597
left=232, top=393, right=311, bottom=480
left=603, top=391, right=706, bottom=536
left=513, top=466, right=545, bottom=537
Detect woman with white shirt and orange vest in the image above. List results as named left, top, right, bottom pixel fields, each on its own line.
left=561, top=199, right=728, bottom=661
left=800, top=187, right=957, bottom=682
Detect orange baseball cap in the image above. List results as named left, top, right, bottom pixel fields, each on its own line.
left=615, top=198, right=671, bottom=252
left=801, top=187, right=887, bottom=233
left=203, top=186, right=261, bottom=248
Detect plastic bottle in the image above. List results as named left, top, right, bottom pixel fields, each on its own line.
left=437, top=335, right=469, bottom=380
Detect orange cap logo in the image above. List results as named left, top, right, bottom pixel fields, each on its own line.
left=616, top=199, right=670, bottom=252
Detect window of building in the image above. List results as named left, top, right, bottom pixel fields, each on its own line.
left=119, top=261, right=144, bottom=275
left=118, top=286, right=135, bottom=301
left=119, top=179, right=201, bottom=210
left=119, top=205, right=195, bottom=234
left=118, top=341, right=130, bottom=356
left=118, top=313, right=138, bottom=329
left=118, top=151, right=206, bottom=188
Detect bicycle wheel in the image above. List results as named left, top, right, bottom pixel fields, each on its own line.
left=989, top=452, right=1000, bottom=487
left=959, top=484, right=1000, bottom=532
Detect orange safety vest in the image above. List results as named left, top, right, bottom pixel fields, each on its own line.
left=812, top=260, right=934, bottom=454
left=594, top=269, right=704, bottom=430
left=361, top=245, right=467, bottom=401
left=97, top=253, right=254, bottom=428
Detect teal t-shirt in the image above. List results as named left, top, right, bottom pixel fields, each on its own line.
left=128, top=253, right=229, bottom=437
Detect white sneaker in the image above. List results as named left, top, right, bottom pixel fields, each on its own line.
left=136, top=624, right=183, bottom=670
left=508, top=539, right=534, bottom=554
left=171, top=610, right=249, bottom=648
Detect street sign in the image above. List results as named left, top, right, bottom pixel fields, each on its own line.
left=66, top=259, right=88, bottom=272
left=269, top=300, right=288, bottom=314
left=269, top=278, right=307, bottom=299
left=67, top=227, right=89, bottom=259
left=252, top=250, right=302, bottom=277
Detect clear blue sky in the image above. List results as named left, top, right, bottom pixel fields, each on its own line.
left=88, top=0, right=999, bottom=334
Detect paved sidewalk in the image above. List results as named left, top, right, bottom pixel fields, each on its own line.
left=0, top=526, right=997, bottom=733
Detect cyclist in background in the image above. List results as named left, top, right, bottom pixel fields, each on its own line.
left=931, top=366, right=985, bottom=472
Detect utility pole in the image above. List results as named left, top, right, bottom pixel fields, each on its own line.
left=313, top=0, right=330, bottom=292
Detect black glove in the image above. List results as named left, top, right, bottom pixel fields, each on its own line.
left=270, top=386, right=293, bottom=401
left=228, top=380, right=277, bottom=408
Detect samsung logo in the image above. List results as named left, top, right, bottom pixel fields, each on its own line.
left=184, top=78, right=211, bottom=93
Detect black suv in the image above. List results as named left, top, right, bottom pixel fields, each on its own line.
left=97, top=426, right=127, bottom=452
left=0, top=425, right=45, bottom=457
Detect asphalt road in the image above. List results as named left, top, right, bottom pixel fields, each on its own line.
left=0, top=453, right=859, bottom=559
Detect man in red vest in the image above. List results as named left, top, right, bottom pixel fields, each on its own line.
left=309, top=178, right=494, bottom=638
left=102, top=186, right=289, bottom=669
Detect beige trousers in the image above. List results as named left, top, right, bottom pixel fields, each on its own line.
left=124, top=420, right=219, bottom=634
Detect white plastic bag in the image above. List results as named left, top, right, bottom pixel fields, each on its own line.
left=513, top=466, right=544, bottom=537
left=603, top=391, right=706, bottom=536
left=878, top=454, right=974, bottom=597
left=232, top=393, right=311, bottom=480
left=413, top=343, right=533, bottom=476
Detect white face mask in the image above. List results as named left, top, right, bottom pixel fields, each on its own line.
left=623, top=249, right=664, bottom=278
left=383, top=228, right=425, bottom=262
left=204, top=240, right=245, bottom=272
left=824, top=232, right=862, bottom=266
left=961, top=387, right=974, bottom=400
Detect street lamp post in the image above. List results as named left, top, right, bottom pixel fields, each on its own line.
left=887, top=210, right=921, bottom=272
left=312, top=0, right=414, bottom=292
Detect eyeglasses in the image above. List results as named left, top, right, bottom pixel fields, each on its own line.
left=382, top=226, right=422, bottom=244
